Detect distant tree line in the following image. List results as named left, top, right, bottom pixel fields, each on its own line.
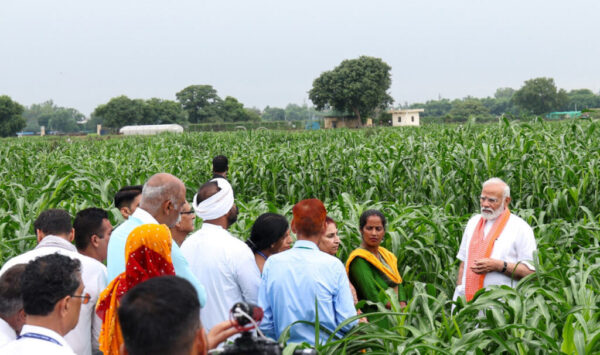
left=409, top=78, right=600, bottom=123
left=2, top=75, right=600, bottom=137
left=90, top=86, right=264, bottom=129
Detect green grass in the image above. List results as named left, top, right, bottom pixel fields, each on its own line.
left=1, top=120, right=599, bottom=353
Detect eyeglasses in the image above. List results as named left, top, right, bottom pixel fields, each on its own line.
left=479, top=196, right=499, bottom=204
left=70, top=293, right=91, bottom=305
left=180, top=210, right=195, bottom=215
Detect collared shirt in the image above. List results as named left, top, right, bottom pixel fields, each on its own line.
left=258, top=240, right=357, bottom=345
left=0, top=324, right=75, bottom=355
left=457, top=213, right=537, bottom=290
left=0, top=237, right=106, bottom=355
left=0, top=317, right=16, bottom=348
left=106, top=208, right=206, bottom=307
left=181, top=223, right=260, bottom=332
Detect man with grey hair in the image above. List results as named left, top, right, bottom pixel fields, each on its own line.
left=0, top=264, right=26, bottom=347
left=106, top=173, right=206, bottom=307
left=454, top=178, right=537, bottom=302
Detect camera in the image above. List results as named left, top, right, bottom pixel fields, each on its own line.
left=218, top=302, right=316, bottom=355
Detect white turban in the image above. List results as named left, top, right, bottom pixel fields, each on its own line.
left=193, top=178, right=234, bottom=220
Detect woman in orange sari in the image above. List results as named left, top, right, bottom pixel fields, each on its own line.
left=96, top=224, right=175, bottom=355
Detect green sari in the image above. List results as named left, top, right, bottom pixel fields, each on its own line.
left=348, top=252, right=407, bottom=327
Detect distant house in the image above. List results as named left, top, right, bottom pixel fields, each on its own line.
left=388, top=109, right=424, bottom=126
left=119, top=124, right=184, bottom=135
left=323, top=116, right=362, bottom=129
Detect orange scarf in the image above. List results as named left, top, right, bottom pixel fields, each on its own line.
left=345, top=247, right=402, bottom=284
left=465, top=209, right=510, bottom=301
left=96, top=224, right=175, bottom=355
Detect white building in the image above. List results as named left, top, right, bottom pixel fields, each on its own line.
left=119, top=124, right=184, bottom=135
left=389, top=109, right=424, bottom=126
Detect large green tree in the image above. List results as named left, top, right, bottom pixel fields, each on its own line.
left=513, top=77, right=567, bottom=115
left=217, top=97, right=261, bottom=122
left=48, top=108, right=83, bottom=132
left=449, top=98, right=492, bottom=122
left=22, top=100, right=85, bottom=132
left=144, top=98, right=187, bottom=125
left=309, top=56, right=393, bottom=124
left=0, top=95, right=26, bottom=137
left=262, top=106, right=286, bottom=121
left=176, top=85, right=222, bottom=123
left=92, top=96, right=146, bottom=128
left=93, top=96, right=188, bottom=128
left=566, top=89, right=600, bottom=110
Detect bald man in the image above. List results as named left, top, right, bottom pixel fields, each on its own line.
left=454, top=178, right=537, bottom=302
left=106, top=173, right=206, bottom=307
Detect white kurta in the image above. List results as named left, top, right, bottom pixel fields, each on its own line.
left=0, top=317, right=16, bottom=348
left=455, top=213, right=537, bottom=298
left=0, top=236, right=107, bottom=355
left=181, top=223, right=260, bottom=331
left=0, top=324, right=75, bottom=355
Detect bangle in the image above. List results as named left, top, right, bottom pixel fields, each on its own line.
left=501, top=261, right=507, bottom=273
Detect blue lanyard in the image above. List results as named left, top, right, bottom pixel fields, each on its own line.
left=257, top=251, right=268, bottom=259
left=18, top=332, right=62, bottom=346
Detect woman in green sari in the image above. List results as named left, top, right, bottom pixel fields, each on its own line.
left=346, top=210, right=407, bottom=316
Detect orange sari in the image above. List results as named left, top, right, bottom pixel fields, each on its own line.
left=96, top=224, right=175, bottom=355
left=465, top=209, right=510, bottom=301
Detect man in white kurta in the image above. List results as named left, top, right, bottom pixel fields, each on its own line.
left=0, top=209, right=107, bottom=355
left=181, top=178, right=260, bottom=332
left=454, top=178, right=537, bottom=300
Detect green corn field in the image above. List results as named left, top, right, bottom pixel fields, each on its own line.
left=1, top=119, right=599, bottom=354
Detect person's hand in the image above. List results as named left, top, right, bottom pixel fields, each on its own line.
left=471, top=258, right=502, bottom=274
left=399, top=301, right=407, bottom=309
left=207, top=320, right=242, bottom=350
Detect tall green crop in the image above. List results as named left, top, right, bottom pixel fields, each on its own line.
left=1, top=119, right=599, bottom=353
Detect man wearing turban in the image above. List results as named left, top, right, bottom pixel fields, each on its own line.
left=181, top=178, right=260, bottom=339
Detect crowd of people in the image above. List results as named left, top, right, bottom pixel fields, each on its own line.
left=0, top=154, right=538, bottom=355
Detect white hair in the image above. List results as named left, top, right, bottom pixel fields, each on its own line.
left=141, top=182, right=182, bottom=214
left=482, top=177, right=510, bottom=198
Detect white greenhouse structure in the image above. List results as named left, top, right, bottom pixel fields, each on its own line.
left=119, top=124, right=184, bottom=136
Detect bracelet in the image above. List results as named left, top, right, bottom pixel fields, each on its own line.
left=501, top=261, right=507, bottom=273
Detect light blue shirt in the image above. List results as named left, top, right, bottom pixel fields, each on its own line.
left=106, top=208, right=207, bottom=307
left=258, top=240, right=357, bottom=345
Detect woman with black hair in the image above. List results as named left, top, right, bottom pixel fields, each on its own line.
left=346, top=209, right=407, bottom=318
left=246, top=213, right=292, bottom=273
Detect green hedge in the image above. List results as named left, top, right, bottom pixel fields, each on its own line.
left=187, top=120, right=312, bottom=132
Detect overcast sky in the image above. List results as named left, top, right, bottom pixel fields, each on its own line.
left=1, top=0, right=599, bottom=115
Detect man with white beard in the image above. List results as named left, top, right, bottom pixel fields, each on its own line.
left=454, top=178, right=537, bottom=302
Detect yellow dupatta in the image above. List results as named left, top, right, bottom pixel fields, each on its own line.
left=96, top=224, right=175, bottom=355
left=345, top=246, right=402, bottom=284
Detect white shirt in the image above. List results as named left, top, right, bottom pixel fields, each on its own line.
left=0, top=236, right=107, bottom=355
left=181, top=223, right=260, bottom=331
left=0, top=324, right=75, bottom=355
left=456, top=213, right=537, bottom=292
left=0, top=317, right=16, bottom=348
left=130, top=207, right=159, bottom=225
